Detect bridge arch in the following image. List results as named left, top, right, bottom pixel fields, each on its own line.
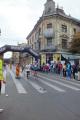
left=0, top=45, right=40, bottom=59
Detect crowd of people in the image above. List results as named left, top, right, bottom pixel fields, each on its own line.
left=12, top=60, right=79, bottom=81
left=41, top=61, right=79, bottom=80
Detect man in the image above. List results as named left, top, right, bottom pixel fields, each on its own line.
left=0, top=59, right=4, bottom=94
left=25, top=64, right=31, bottom=79
left=66, top=61, right=71, bottom=80
left=0, top=59, right=4, bottom=112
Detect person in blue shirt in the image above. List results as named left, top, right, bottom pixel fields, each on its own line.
left=66, top=61, right=71, bottom=80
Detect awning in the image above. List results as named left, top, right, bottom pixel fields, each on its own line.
left=61, top=53, right=80, bottom=60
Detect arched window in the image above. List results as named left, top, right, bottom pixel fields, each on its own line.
left=62, top=39, right=67, bottom=49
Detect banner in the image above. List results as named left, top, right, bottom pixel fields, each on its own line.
left=53, top=54, right=61, bottom=62
left=41, top=54, right=46, bottom=65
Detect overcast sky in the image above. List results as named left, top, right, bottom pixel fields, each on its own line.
left=0, top=0, right=80, bottom=58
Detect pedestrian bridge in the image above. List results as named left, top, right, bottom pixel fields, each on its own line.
left=0, top=45, right=40, bottom=58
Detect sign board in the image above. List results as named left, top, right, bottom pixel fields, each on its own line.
left=53, top=54, right=61, bottom=62
left=41, top=54, right=46, bottom=65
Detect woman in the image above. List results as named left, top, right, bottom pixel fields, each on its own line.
left=63, top=63, right=66, bottom=77
left=16, top=63, right=20, bottom=78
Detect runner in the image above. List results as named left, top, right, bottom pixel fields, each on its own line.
left=16, top=63, right=20, bottom=78
left=25, top=64, right=31, bottom=79
left=31, top=62, right=39, bottom=79
left=0, top=59, right=6, bottom=113
left=0, top=59, right=4, bottom=94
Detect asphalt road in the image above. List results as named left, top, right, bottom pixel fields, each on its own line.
left=0, top=68, right=80, bottom=120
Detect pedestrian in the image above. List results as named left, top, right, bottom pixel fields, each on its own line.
left=72, top=64, right=77, bottom=79
left=25, top=64, right=31, bottom=79
left=58, top=62, right=62, bottom=75
left=0, top=59, right=6, bottom=113
left=0, top=60, right=4, bottom=94
left=63, top=63, right=66, bottom=77
left=66, top=61, right=71, bottom=80
left=16, top=63, right=20, bottom=78
left=0, top=63, right=6, bottom=94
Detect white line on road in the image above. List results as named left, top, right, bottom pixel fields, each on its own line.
left=39, top=73, right=80, bottom=88
left=38, top=75, right=80, bottom=91
left=38, top=78, right=65, bottom=92
left=9, top=71, right=27, bottom=94
left=1, top=83, right=5, bottom=94
left=28, top=80, right=47, bottom=94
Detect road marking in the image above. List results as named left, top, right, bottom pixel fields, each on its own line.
left=1, top=83, right=5, bottom=94
left=38, top=75, right=80, bottom=91
left=9, top=71, right=27, bottom=94
left=28, top=80, right=47, bottom=94
left=38, top=78, right=65, bottom=92
left=0, top=109, right=4, bottom=113
left=39, top=73, right=80, bottom=87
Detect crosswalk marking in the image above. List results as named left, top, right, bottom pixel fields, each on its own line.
left=38, top=75, right=80, bottom=91
left=9, top=71, right=27, bottom=94
left=39, top=73, right=80, bottom=87
left=28, top=80, right=47, bottom=94
left=6, top=69, right=80, bottom=94
left=59, top=78, right=80, bottom=87
left=39, top=78, right=65, bottom=92
left=1, top=83, right=5, bottom=94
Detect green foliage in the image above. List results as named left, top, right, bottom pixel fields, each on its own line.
left=69, top=38, right=80, bottom=53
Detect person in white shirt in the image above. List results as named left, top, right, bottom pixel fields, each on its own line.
left=25, top=64, right=31, bottom=79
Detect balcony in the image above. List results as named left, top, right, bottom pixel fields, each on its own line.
left=44, top=28, right=55, bottom=38
left=41, top=44, right=57, bottom=52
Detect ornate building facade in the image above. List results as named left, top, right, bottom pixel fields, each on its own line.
left=26, top=0, right=80, bottom=65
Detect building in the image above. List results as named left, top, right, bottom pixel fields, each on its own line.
left=11, top=43, right=27, bottom=64
left=12, top=52, right=20, bottom=64
left=19, top=43, right=31, bottom=65
left=26, top=0, right=80, bottom=65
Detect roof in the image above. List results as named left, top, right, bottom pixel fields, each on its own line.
left=26, top=10, right=80, bottom=40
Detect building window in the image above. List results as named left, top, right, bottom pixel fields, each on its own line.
left=62, top=25, right=67, bottom=32
left=35, top=32, right=38, bottom=41
left=35, top=42, right=36, bottom=49
left=32, top=44, right=33, bottom=49
left=47, top=38, right=52, bottom=46
left=47, top=7, right=51, bottom=13
left=62, top=39, right=67, bottom=49
left=47, top=23, right=52, bottom=29
left=28, top=40, right=29, bottom=45
left=39, top=28, right=41, bottom=35
left=73, top=28, right=76, bottom=34
left=32, top=35, right=34, bottom=42
left=39, top=41, right=41, bottom=50
left=29, top=39, right=31, bottom=44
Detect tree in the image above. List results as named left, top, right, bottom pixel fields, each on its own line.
left=69, top=32, right=80, bottom=53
